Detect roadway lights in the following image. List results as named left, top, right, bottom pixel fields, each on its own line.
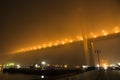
left=33, top=47, right=37, bottom=50
left=21, top=49, right=25, bottom=52
left=38, top=46, right=41, bottom=49
left=80, top=37, right=83, bottom=40
left=48, top=44, right=52, bottom=47
left=76, top=36, right=81, bottom=40
left=56, top=40, right=59, bottom=43
left=69, top=40, right=73, bottom=43
left=62, top=41, right=65, bottom=44
left=115, top=30, right=119, bottom=33
left=114, top=26, right=119, bottom=33
left=104, top=33, right=107, bottom=36
left=43, top=44, right=47, bottom=48
left=48, top=42, right=52, bottom=47
left=29, top=48, right=33, bottom=51
left=76, top=36, right=84, bottom=41
left=13, top=27, right=120, bottom=54
left=55, top=43, right=58, bottom=46
left=65, top=38, right=68, bottom=41
left=93, top=35, right=97, bottom=38
left=102, top=30, right=108, bottom=36
left=90, top=32, right=97, bottom=38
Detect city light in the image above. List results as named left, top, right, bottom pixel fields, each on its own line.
left=96, top=64, right=100, bottom=68
left=118, top=63, right=120, bottom=66
left=0, top=64, right=2, bottom=71
left=82, top=65, right=88, bottom=69
left=41, top=61, right=46, bottom=65
left=46, top=64, right=50, bottom=67
left=64, top=64, right=68, bottom=68
left=103, top=64, right=108, bottom=70
left=16, top=64, right=21, bottom=69
left=35, top=64, right=40, bottom=68
left=7, top=63, right=15, bottom=66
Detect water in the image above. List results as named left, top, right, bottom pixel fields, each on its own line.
left=0, top=71, right=47, bottom=80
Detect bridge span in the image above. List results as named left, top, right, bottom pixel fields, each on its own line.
left=6, top=32, right=120, bottom=66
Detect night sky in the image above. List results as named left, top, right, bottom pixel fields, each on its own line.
left=1, top=0, right=120, bottom=64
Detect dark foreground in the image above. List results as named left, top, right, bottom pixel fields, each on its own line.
left=1, top=68, right=120, bottom=80
left=58, top=69, right=120, bottom=80
left=95, top=69, right=120, bottom=80
left=3, top=68, right=83, bottom=76
left=1, top=67, right=94, bottom=80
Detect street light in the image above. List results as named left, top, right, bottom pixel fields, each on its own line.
left=95, top=50, right=101, bottom=69
left=41, top=61, right=46, bottom=65
left=41, top=61, right=46, bottom=70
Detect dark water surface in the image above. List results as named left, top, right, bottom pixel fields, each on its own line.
left=0, top=72, right=48, bottom=80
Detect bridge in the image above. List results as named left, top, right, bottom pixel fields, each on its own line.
left=7, top=27, right=120, bottom=67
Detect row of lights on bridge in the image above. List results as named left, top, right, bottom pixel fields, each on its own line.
left=13, top=27, right=120, bottom=53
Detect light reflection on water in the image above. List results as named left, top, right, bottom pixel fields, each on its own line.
left=0, top=72, right=46, bottom=80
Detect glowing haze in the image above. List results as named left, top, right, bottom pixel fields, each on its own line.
left=1, top=0, right=120, bottom=54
